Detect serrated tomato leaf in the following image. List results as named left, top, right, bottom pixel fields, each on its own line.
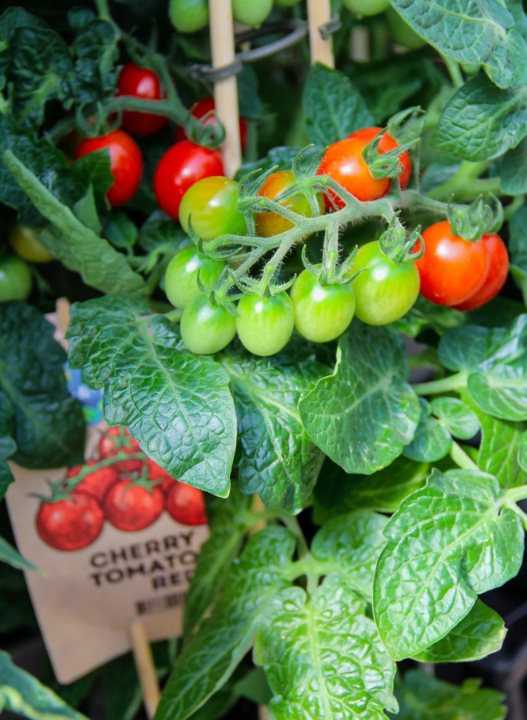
left=477, top=411, right=527, bottom=489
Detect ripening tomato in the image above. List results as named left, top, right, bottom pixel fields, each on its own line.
left=0, top=255, right=32, bottom=302
left=179, top=177, right=247, bottom=241
left=116, top=62, right=167, bottom=136
left=350, top=241, right=420, bottom=325
left=164, top=246, right=224, bottom=309
left=36, top=493, right=105, bottom=551
left=65, top=460, right=120, bottom=504
left=169, top=0, right=209, bottom=32
left=454, top=234, right=509, bottom=311
left=181, top=295, right=236, bottom=354
left=76, top=130, right=143, bottom=207
left=98, top=427, right=144, bottom=474
left=256, top=171, right=325, bottom=237
left=175, top=97, right=248, bottom=149
left=291, top=271, right=356, bottom=343
left=9, top=224, right=53, bottom=263
left=236, top=292, right=295, bottom=357
left=415, top=221, right=490, bottom=307
left=166, top=481, right=207, bottom=526
left=386, top=7, right=426, bottom=49
left=232, top=0, right=273, bottom=27
left=343, top=0, right=390, bottom=17
left=154, top=141, right=224, bottom=221
left=147, top=458, right=177, bottom=496
left=104, top=478, right=165, bottom=532
left=349, top=127, right=411, bottom=190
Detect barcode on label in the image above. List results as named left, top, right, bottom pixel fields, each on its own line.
left=135, top=592, right=186, bottom=616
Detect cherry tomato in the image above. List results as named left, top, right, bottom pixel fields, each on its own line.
left=0, top=255, right=32, bottom=302
left=386, top=7, right=426, bottom=49
left=36, top=493, right=104, bottom=551
left=169, top=0, right=209, bottom=33
left=9, top=224, right=53, bottom=263
left=350, top=241, right=420, bottom=325
left=65, top=460, right=120, bottom=505
left=232, top=0, right=273, bottom=27
left=349, top=127, right=411, bottom=190
left=166, top=481, right=207, bottom=526
left=175, top=97, right=249, bottom=150
left=98, top=426, right=144, bottom=474
left=256, top=171, right=325, bottom=238
left=154, top=141, right=224, bottom=221
left=272, top=0, right=302, bottom=5
left=343, top=0, right=390, bottom=17
left=291, top=270, right=355, bottom=343
left=318, top=137, right=391, bottom=208
left=104, top=478, right=165, bottom=532
left=164, top=246, right=224, bottom=309
left=116, top=62, right=167, bottom=137
left=236, top=292, right=294, bottom=357
left=147, top=458, right=177, bottom=496
left=76, top=130, right=143, bottom=207
left=181, top=295, right=236, bottom=354
left=415, top=221, right=490, bottom=307
left=179, top=177, right=247, bottom=241
left=454, top=234, right=509, bottom=311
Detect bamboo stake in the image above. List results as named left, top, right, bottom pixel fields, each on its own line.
left=56, top=297, right=71, bottom=348
left=209, top=0, right=242, bottom=178
left=129, top=622, right=161, bottom=720
left=306, top=0, right=334, bottom=68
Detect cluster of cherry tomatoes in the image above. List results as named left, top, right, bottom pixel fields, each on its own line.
left=36, top=427, right=206, bottom=553
left=169, top=0, right=305, bottom=34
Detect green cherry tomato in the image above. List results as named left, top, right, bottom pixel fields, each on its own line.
left=165, top=246, right=224, bottom=309
left=386, top=7, right=426, bottom=49
left=343, top=0, right=390, bottom=17
left=181, top=295, right=236, bottom=354
left=236, top=292, right=294, bottom=357
left=274, top=0, right=302, bottom=5
left=256, top=170, right=325, bottom=238
left=350, top=241, right=420, bottom=325
left=232, top=0, right=273, bottom=27
left=179, top=177, right=247, bottom=241
left=291, top=270, right=355, bottom=343
left=8, top=224, right=53, bottom=263
left=169, top=0, right=209, bottom=32
left=0, top=255, right=32, bottom=302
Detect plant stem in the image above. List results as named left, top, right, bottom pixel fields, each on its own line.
left=505, top=485, right=527, bottom=504
left=165, top=308, right=182, bottom=323
left=450, top=441, right=479, bottom=471
left=280, top=515, right=310, bottom=559
left=505, top=502, right=527, bottom=531
left=443, top=57, right=464, bottom=89
left=95, top=0, right=111, bottom=21
left=426, top=161, right=491, bottom=201
left=504, top=195, right=524, bottom=221
left=413, top=371, right=468, bottom=396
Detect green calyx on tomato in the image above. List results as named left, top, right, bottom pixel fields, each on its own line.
left=0, top=255, right=32, bottom=302
left=169, top=0, right=209, bottom=33
left=256, top=170, right=325, bottom=238
left=291, top=270, right=356, bottom=343
left=165, top=246, right=224, bottom=309
left=181, top=294, right=236, bottom=355
left=236, top=292, right=295, bottom=357
left=180, top=177, right=247, bottom=241
left=8, top=224, right=53, bottom=263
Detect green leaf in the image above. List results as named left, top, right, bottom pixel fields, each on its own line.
left=390, top=670, right=506, bottom=720
left=0, top=650, right=86, bottom=720
left=104, top=212, right=138, bottom=251
left=391, top=0, right=527, bottom=90
left=501, top=135, right=527, bottom=194
left=237, top=146, right=322, bottom=182
left=0, top=394, right=16, bottom=496
left=0, top=537, right=38, bottom=572
left=219, top=344, right=327, bottom=513
left=393, top=296, right=464, bottom=338
left=138, top=211, right=189, bottom=253
left=255, top=575, right=398, bottom=720
left=0, top=303, right=85, bottom=469
left=477, top=411, right=527, bottom=489
left=155, top=527, right=295, bottom=720
left=67, top=296, right=237, bottom=497
left=412, top=600, right=505, bottom=663
left=509, top=201, right=527, bottom=272
left=303, top=63, right=374, bottom=147
left=373, top=469, right=524, bottom=660
left=403, top=398, right=452, bottom=463
left=299, top=323, right=420, bottom=474
left=3, top=150, right=145, bottom=295
left=431, top=397, right=480, bottom=439
left=310, top=511, right=388, bottom=600
left=433, top=75, right=527, bottom=161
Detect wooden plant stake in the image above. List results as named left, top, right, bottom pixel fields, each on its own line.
left=306, top=0, right=334, bottom=67
left=129, top=622, right=161, bottom=720
left=209, top=0, right=242, bottom=178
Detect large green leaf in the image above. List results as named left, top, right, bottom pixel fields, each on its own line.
left=509, top=201, right=527, bottom=272
left=373, top=469, right=524, bottom=660
left=68, top=296, right=236, bottom=497
left=0, top=303, right=85, bottom=469
left=501, top=135, right=527, bottom=194
left=220, top=344, right=326, bottom=513
left=477, top=412, right=527, bottom=489
left=0, top=537, right=38, bottom=572
left=155, top=528, right=295, bottom=720
left=299, top=323, right=420, bottom=474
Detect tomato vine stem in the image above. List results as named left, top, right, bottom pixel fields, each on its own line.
left=412, top=371, right=468, bottom=397
left=449, top=441, right=479, bottom=472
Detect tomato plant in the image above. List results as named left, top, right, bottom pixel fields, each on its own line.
left=291, top=270, right=355, bottom=342
left=175, top=97, right=249, bottom=149
left=454, top=233, right=509, bottom=311
left=343, top=0, right=390, bottom=17
left=236, top=292, right=295, bottom=356
left=180, top=295, right=236, bottom=354
left=256, top=170, right=324, bottom=237
left=36, top=494, right=105, bottom=552
left=232, top=0, right=273, bottom=27
left=8, top=224, right=53, bottom=263
left=0, top=255, right=32, bottom=301
left=116, top=62, right=168, bottom=136
left=169, top=0, right=209, bottom=33
left=164, top=245, right=224, bottom=308
left=104, top=478, right=165, bottom=532
left=179, top=176, right=247, bottom=240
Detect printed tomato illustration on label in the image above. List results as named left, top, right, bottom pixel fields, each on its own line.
left=35, top=426, right=207, bottom=552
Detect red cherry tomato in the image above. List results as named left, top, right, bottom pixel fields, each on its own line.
left=76, top=130, right=143, bottom=207
left=65, top=460, right=119, bottom=504
left=175, top=97, right=248, bottom=149
left=98, top=427, right=144, bottom=474
left=153, top=141, right=224, bottom=221
left=104, top=479, right=165, bottom=532
left=116, top=62, right=168, bottom=136
left=454, top=234, right=509, bottom=311
left=147, top=458, right=177, bottom=496
left=166, top=482, right=207, bottom=526
left=36, top=493, right=105, bottom=551
left=415, top=221, right=490, bottom=306
left=349, top=127, right=411, bottom=190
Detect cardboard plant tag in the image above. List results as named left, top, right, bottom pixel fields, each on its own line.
left=5, top=314, right=209, bottom=684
